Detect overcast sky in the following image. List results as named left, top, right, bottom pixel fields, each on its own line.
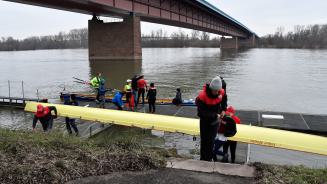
left=1, top=0, right=327, bottom=39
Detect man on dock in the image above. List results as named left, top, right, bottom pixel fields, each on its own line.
left=196, top=76, right=227, bottom=161
left=32, top=104, right=58, bottom=132
left=90, top=72, right=104, bottom=102
left=137, top=75, right=148, bottom=105
left=131, top=74, right=144, bottom=108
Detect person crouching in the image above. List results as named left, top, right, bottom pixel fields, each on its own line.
left=33, top=104, right=58, bottom=132
left=112, top=91, right=125, bottom=110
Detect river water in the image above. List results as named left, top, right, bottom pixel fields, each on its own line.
left=1, top=48, right=327, bottom=166
left=1, top=48, right=327, bottom=115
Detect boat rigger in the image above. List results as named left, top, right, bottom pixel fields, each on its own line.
left=24, top=101, right=327, bottom=156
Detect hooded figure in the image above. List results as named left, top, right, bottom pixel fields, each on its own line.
left=223, top=106, right=241, bottom=163
left=196, top=76, right=227, bottom=161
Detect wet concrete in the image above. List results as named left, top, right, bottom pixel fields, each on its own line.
left=249, top=145, right=327, bottom=169
left=166, top=158, right=255, bottom=177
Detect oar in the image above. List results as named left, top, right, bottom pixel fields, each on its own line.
left=73, top=77, right=86, bottom=82
left=73, top=81, right=89, bottom=85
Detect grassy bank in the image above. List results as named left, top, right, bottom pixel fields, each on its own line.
left=254, top=163, right=327, bottom=184
left=0, top=128, right=169, bottom=184
left=0, top=127, right=327, bottom=184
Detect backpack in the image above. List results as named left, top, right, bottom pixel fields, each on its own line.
left=223, top=116, right=237, bottom=137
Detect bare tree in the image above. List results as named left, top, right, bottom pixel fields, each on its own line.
left=200, top=31, right=210, bottom=41
left=191, top=30, right=200, bottom=40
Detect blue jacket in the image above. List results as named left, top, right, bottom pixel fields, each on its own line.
left=112, top=92, right=123, bottom=107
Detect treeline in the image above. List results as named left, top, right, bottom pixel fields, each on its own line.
left=4, top=24, right=327, bottom=51
left=141, top=29, right=220, bottom=48
left=0, top=28, right=219, bottom=51
left=259, top=24, right=327, bottom=49
left=0, top=28, right=88, bottom=51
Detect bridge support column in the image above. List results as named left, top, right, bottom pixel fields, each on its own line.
left=221, top=35, right=256, bottom=49
left=88, top=15, right=142, bottom=60
left=220, top=37, right=239, bottom=49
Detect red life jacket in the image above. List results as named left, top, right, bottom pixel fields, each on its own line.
left=197, top=84, right=225, bottom=106
left=35, top=106, right=50, bottom=118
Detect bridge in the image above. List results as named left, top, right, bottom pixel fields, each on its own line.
left=5, top=0, right=257, bottom=60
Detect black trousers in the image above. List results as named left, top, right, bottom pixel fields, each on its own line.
left=65, top=117, right=79, bottom=134
left=138, top=88, right=146, bottom=104
left=223, top=140, right=237, bottom=163
left=41, top=116, right=54, bottom=132
left=95, top=88, right=100, bottom=101
left=148, top=99, right=156, bottom=113
left=200, top=119, right=219, bottom=161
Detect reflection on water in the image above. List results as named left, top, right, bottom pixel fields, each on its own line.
left=89, top=59, right=142, bottom=90
left=0, top=108, right=32, bottom=129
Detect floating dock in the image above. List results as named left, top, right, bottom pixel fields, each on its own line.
left=0, top=96, right=47, bottom=109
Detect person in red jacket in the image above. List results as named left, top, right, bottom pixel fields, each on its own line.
left=137, top=75, right=147, bottom=105
left=196, top=76, right=227, bottom=161
left=223, top=106, right=241, bottom=163
left=33, top=104, right=57, bottom=132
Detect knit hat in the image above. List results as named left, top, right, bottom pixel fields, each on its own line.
left=209, top=76, right=222, bottom=90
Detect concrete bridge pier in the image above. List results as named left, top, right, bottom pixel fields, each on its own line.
left=220, top=35, right=256, bottom=49
left=88, top=15, right=142, bottom=60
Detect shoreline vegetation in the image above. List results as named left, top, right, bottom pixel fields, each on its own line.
left=1, top=24, right=327, bottom=51
left=0, top=126, right=326, bottom=183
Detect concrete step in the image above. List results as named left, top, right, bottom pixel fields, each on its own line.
left=166, top=158, right=255, bottom=178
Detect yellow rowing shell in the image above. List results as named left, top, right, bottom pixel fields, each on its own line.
left=25, top=102, right=327, bottom=156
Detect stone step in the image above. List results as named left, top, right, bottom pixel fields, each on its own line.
left=166, top=158, right=255, bottom=178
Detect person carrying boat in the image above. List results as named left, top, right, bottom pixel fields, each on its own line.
left=124, top=79, right=132, bottom=110
left=196, top=76, right=227, bottom=161
left=90, top=72, right=104, bottom=102
left=146, top=83, right=157, bottom=113
left=137, top=75, right=148, bottom=105
left=131, top=74, right=144, bottom=108
left=112, top=91, right=125, bottom=110
left=172, top=88, right=182, bottom=106
left=64, top=94, right=79, bottom=136
left=32, top=104, right=58, bottom=132
left=222, top=106, right=241, bottom=163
